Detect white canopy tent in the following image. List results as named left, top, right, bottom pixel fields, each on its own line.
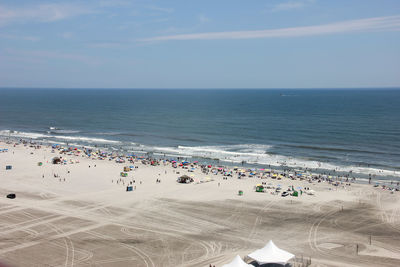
left=222, top=255, right=254, bottom=267
left=248, top=240, right=294, bottom=265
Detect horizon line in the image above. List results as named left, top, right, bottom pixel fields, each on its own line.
left=1, top=87, right=400, bottom=90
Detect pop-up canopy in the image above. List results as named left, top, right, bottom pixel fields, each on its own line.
left=248, top=240, right=294, bottom=265
left=222, top=255, right=253, bottom=267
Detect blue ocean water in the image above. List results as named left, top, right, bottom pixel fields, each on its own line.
left=0, top=88, right=399, bottom=179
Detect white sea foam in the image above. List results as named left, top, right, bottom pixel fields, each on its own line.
left=47, top=140, right=67, bottom=145
left=150, top=144, right=272, bottom=159
left=1, top=128, right=397, bottom=178
left=52, top=130, right=81, bottom=134
left=0, top=130, right=120, bottom=144
left=54, top=135, right=120, bottom=144
left=144, top=143, right=400, bottom=178
left=0, top=130, right=51, bottom=139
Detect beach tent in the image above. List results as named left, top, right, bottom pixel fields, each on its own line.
left=256, top=184, right=264, bottom=192
left=248, top=240, right=294, bottom=265
left=6, top=165, right=12, bottom=170
left=52, top=157, right=61, bottom=164
left=222, top=255, right=253, bottom=267
left=177, top=175, right=194, bottom=184
left=6, top=193, right=16, bottom=199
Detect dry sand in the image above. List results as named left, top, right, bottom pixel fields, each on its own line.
left=0, top=142, right=399, bottom=267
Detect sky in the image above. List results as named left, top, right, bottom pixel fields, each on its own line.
left=0, top=0, right=400, bottom=89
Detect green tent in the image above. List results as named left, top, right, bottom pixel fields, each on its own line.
left=256, top=185, right=264, bottom=192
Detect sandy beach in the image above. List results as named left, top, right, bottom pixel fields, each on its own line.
left=0, top=141, right=400, bottom=267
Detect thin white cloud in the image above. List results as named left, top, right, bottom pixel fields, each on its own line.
left=272, top=1, right=305, bottom=11
left=198, top=14, right=211, bottom=24
left=98, top=0, right=132, bottom=8
left=146, top=5, right=174, bottom=14
left=270, top=0, right=315, bottom=12
left=140, top=15, right=400, bottom=42
left=0, top=33, right=40, bottom=41
left=59, top=32, right=74, bottom=40
left=87, top=42, right=124, bottom=48
left=0, top=3, right=93, bottom=26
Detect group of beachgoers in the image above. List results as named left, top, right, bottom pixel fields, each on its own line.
left=2, top=138, right=400, bottom=194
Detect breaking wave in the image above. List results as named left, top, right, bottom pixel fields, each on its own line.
left=0, top=130, right=120, bottom=144
left=49, top=129, right=81, bottom=134
left=0, top=130, right=51, bottom=139
left=1, top=129, right=398, bottom=178
left=136, top=143, right=400, bottom=178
